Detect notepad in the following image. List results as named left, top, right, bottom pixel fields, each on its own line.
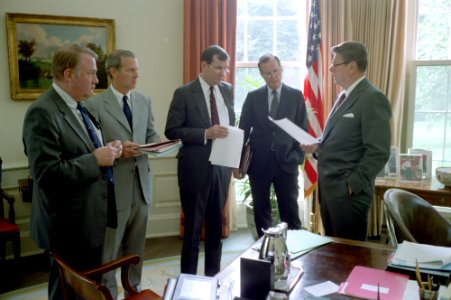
left=338, top=266, right=409, bottom=300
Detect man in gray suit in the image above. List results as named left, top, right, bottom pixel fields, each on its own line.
left=22, top=44, right=122, bottom=300
left=165, top=45, right=235, bottom=276
left=86, top=49, right=160, bottom=297
left=301, top=41, right=391, bottom=241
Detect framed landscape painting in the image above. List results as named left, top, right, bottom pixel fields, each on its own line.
left=6, top=13, right=115, bottom=100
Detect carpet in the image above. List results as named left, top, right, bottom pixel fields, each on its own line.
left=0, top=251, right=242, bottom=300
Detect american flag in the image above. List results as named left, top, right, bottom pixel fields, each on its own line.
left=303, top=0, right=324, bottom=197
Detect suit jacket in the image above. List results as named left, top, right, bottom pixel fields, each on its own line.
left=239, top=84, right=308, bottom=176
left=165, top=79, right=235, bottom=190
left=85, top=88, right=159, bottom=209
left=318, top=78, right=391, bottom=197
left=23, top=87, right=109, bottom=250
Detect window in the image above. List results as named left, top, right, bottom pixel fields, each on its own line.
left=408, top=0, right=451, bottom=170
left=235, top=0, right=307, bottom=115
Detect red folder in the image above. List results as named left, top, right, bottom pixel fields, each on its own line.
left=338, top=265, right=409, bottom=300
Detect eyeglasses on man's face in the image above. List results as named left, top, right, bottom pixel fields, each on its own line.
left=329, top=61, right=350, bottom=68
left=208, top=64, right=230, bottom=74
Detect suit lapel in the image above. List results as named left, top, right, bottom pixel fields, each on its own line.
left=102, top=88, right=132, bottom=133
left=322, top=79, right=369, bottom=140
left=191, top=80, right=211, bottom=125
left=50, top=89, right=95, bottom=151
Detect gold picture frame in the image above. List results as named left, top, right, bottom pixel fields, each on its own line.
left=6, top=13, right=115, bottom=100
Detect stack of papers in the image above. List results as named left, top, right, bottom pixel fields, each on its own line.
left=390, top=241, right=451, bottom=270
left=138, top=139, right=182, bottom=157
left=286, top=230, right=332, bottom=259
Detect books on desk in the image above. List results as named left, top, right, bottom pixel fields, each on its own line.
left=338, top=265, right=409, bottom=300
left=138, top=139, right=182, bottom=157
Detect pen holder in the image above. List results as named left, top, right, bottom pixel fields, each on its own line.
left=419, top=283, right=439, bottom=300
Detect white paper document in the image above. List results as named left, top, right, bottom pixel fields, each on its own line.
left=390, top=241, right=451, bottom=269
left=269, top=117, right=318, bottom=145
left=209, top=126, right=244, bottom=168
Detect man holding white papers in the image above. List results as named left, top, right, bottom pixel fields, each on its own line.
left=238, top=53, right=307, bottom=237
left=301, top=41, right=391, bottom=241
left=165, top=45, right=235, bottom=276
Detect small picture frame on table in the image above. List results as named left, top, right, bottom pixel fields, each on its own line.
left=408, top=148, right=432, bottom=179
left=399, top=154, right=423, bottom=182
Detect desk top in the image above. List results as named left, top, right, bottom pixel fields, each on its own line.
left=216, top=238, right=395, bottom=299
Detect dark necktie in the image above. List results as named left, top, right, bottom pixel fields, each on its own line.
left=330, top=93, right=346, bottom=115
left=76, top=102, right=117, bottom=228
left=270, top=90, right=279, bottom=118
left=122, top=95, right=133, bottom=129
left=210, top=86, right=220, bottom=125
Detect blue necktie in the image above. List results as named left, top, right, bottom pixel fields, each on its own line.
left=123, top=95, right=133, bottom=129
left=77, top=102, right=117, bottom=228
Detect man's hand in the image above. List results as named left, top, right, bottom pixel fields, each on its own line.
left=108, top=140, right=123, bottom=159
left=205, top=125, right=229, bottom=140
left=122, top=140, right=141, bottom=158
left=93, top=143, right=121, bottom=166
left=300, top=143, right=319, bottom=154
left=232, top=168, right=243, bottom=179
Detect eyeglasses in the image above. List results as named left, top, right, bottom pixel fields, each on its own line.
left=329, top=61, right=350, bottom=68
left=208, top=64, right=230, bottom=73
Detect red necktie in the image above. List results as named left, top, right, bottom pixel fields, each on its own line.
left=210, top=86, right=219, bottom=125
left=330, top=93, right=346, bottom=115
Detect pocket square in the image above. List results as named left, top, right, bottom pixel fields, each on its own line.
left=343, top=113, right=354, bottom=118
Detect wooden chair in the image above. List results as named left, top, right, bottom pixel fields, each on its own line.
left=383, top=188, right=451, bottom=247
left=0, top=188, right=20, bottom=261
left=52, top=253, right=162, bottom=300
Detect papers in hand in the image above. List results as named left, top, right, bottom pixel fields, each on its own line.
left=138, top=139, right=182, bottom=156
left=209, top=126, right=244, bottom=168
left=268, top=117, right=318, bottom=145
left=389, top=241, right=451, bottom=270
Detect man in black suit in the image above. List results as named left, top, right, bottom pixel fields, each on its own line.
left=238, top=54, right=307, bottom=237
left=165, top=45, right=235, bottom=276
left=22, top=44, right=122, bottom=299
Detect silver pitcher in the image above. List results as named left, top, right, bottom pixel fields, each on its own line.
left=258, top=222, right=290, bottom=280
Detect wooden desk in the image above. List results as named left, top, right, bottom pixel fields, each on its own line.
left=216, top=238, right=395, bottom=299
left=375, top=177, right=451, bottom=207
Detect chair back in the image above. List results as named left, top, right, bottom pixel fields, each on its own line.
left=383, top=188, right=451, bottom=247
left=53, top=253, right=112, bottom=300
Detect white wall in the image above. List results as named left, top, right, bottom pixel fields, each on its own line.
left=0, top=0, right=184, bottom=256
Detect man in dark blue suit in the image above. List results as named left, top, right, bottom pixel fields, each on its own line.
left=165, top=45, right=235, bottom=276
left=22, top=44, right=122, bottom=299
left=238, top=53, right=307, bottom=237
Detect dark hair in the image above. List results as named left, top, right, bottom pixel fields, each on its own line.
left=105, top=49, right=136, bottom=78
left=331, top=41, right=368, bottom=72
left=52, top=44, right=97, bottom=81
left=200, top=45, right=229, bottom=64
left=257, top=53, right=281, bottom=71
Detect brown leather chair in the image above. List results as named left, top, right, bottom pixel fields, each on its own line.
left=0, top=188, right=20, bottom=261
left=383, top=188, right=451, bottom=247
left=52, top=253, right=162, bottom=300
